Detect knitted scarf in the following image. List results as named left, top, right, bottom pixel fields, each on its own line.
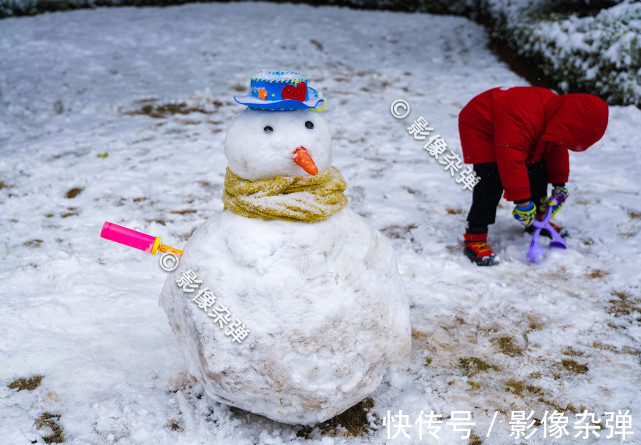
left=222, top=167, right=348, bottom=223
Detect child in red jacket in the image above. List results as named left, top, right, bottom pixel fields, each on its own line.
left=458, top=86, right=608, bottom=266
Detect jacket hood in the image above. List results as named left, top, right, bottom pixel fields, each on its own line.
left=542, top=93, right=609, bottom=152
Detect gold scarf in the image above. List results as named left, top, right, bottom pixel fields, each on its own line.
left=222, top=167, right=348, bottom=222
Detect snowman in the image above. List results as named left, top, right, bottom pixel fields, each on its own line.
left=159, top=71, right=411, bottom=425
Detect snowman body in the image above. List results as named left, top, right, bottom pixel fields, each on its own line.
left=159, top=109, right=410, bottom=425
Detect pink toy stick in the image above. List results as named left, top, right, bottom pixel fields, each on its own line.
left=101, top=222, right=159, bottom=253
left=100, top=222, right=184, bottom=256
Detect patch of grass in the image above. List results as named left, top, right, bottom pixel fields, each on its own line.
left=150, top=103, right=186, bottom=114
left=477, top=325, right=500, bottom=335
left=170, top=209, right=197, bottom=215
left=24, top=239, right=43, bottom=248
left=585, top=269, right=609, bottom=279
left=446, top=245, right=460, bottom=253
left=0, top=180, right=12, bottom=189
left=565, top=404, right=579, bottom=414
left=607, top=290, right=641, bottom=317
left=298, top=398, right=377, bottom=438
left=469, top=431, right=483, bottom=445
left=125, top=102, right=213, bottom=119
left=35, top=412, right=65, bottom=443
left=592, top=341, right=618, bottom=352
left=560, top=359, right=589, bottom=374
left=404, top=186, right=419, bottom=195
left=424, top=356, right=432, bottom=367
left=96, top=152, right=108, bottom=158
left=166, top=419, right=184, bottom=432
left=180, top=227, right=197, bottom=241
left=527, top=318, right=545, bottom=331
left=135, top=98, right=158, bottom=104
left=65, top=187, right=84, bottom=199
left=445, top=205, right=463, bottom=215
left=310, top=39, right=324, bottom=51
left=561, top=346, right=584, bottom=357
left=538, top=396, right=579, bottom=414
left=380, top=224, right=418, bottom=240
left=458, top=357, right=500, bottom=377
left=628, top=211, right=641, bottom=219
left=504, top=378, right=583, bottom=415
left=493, top=336, right=524, bottom=357
left=504, top=378, right=544, bottom=396
left=411, top=329, right=427, bottom=340
left=8, top=375, right=43, bottom=391
left=467, top=381, right=481, bottom=391
left=592, top=341, right=641, bottom=356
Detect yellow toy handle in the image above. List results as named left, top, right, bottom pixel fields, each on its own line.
left=158, top=242, right=183, bottom=257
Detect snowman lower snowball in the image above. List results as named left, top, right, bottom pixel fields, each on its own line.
left=159, top=71, right=411, bottom=425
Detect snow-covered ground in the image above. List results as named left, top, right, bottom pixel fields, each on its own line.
left=1, top=3, right=640, bottom=444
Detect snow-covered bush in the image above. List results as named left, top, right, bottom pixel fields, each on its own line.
left=1, top=0, right=96, bottom=17
left=0, top=0, right=192, bottom=18
left=514, top=3, right=641, bottom=105
left=414, top=0, right=641, bottom=105
left=468, top=0, right=641, bottom=106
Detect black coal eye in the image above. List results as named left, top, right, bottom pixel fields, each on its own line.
left=305, top=121, right=314, bottom=129
left=264, top=126, right=273, bottom=134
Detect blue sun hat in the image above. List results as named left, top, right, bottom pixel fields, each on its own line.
left=234, top=71, right=326, bottom=111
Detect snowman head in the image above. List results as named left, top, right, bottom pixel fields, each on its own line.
left=224, top=109, right=332, bottom=181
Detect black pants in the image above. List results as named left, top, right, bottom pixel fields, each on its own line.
left=466, top=161, right=548, bottom=235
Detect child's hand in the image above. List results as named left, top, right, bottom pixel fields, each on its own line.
left=513, top=201, right=535, bottom=227
left=549, top=186, right=569, bottom=217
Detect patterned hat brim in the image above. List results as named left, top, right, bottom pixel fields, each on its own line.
left=234, top=87, right=326, bottom=111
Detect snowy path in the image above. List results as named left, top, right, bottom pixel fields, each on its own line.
left=1, top=3, right=640, bottom=444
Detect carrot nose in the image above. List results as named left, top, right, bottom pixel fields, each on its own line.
left=293, top=146, right=318, bottom=176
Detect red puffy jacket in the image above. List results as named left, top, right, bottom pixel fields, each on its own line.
left=458, top=86, right=609, bottom=201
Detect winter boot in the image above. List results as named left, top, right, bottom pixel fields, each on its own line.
left=464, top=232, right=499, bottom=266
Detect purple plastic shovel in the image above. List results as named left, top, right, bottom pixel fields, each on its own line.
left=527, top=205, right=567, bottom=263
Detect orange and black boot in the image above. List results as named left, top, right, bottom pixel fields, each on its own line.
left=464, top=232, right=499, bottom=266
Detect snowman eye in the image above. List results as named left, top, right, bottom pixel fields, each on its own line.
left=305, top=121, right=314, bottom=130
left=264, top=126, right=274, bottom=134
